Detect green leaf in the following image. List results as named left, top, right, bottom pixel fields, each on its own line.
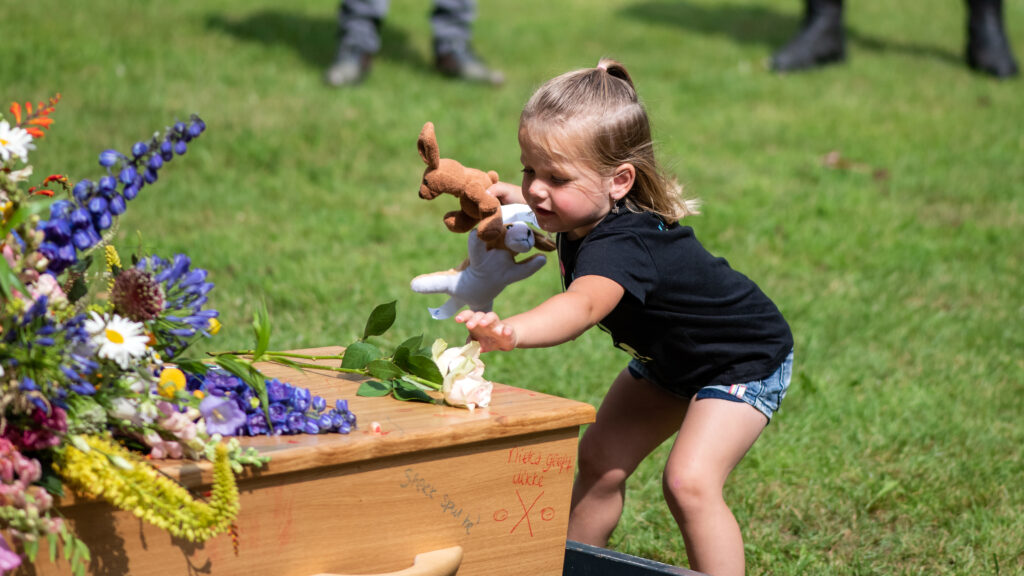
left=362, top=300, right=397, bottom=340
left=251, top=300, right=271, bottom=361
left=173, top=357, right=210, bottom=375
left=366, top=359, right=404, bottom=380
left=0, top=256, right=26, bottom=300
left=340, top=341, right=383, bottom=370
left=215, top=355, right=273, bottom=432
left=393, top=381, right=435, bottom=403
left=69, top=253, right=93, bottom=275
left=66, top=273, right=89, bottom=303
left=24, top=538, right=38, bottom=561
left=407, top=354, right=444, bottom=385
left=393, top=335, right=423, bottom=371
left=37, top=469, right=65, bottom=498
left=74, top=539, right=91, bottom=576
left=49, top=531, right=61, bottom=561
left=357, top=380, right=393, bottom=397
left=398, top=334, right=423, bottom=353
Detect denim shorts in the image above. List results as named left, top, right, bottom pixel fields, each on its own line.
left=628, top=351, right=793, bottom=422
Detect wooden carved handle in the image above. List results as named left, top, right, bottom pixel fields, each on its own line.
left=311, top=546, right=464, bottom=576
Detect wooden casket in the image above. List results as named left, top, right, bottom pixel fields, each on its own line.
left=26, top=347, right=595, bottom=576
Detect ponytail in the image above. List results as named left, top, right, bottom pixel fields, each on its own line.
left=596, top=58, right=635, bottom=90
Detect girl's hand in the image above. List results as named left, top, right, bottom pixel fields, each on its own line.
left=455, top=310, right=518, bottom=352
left=486, top=181, right=527, bottom=205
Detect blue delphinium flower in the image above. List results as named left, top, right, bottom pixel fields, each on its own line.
left=191, top=369, right=356, bottom=436
left=245, top=412, right=269, bottom=436
left=35, top=115, right=206, bottom=276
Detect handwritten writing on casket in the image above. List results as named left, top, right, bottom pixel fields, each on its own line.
left=490, top=446, right=575, bottom=537
left=506, top=446, right=574, bottom=487
left=399, top=468, right=480, bottom=535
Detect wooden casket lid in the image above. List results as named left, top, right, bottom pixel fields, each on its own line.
left=152, top=346, right=596, bottom=488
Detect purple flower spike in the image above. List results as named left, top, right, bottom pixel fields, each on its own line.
left=160, top=140, right=174, bottom=161
left=93, top=211, right=113, bottom=231
left=109, top=195, right=127, bottom=215
left=123, top=183, right=140, bottom=200
left=88, top=196, right=108, bottom=215
left=99, top=149, right=120, bottom=167
left=246, top=412, right=269, bottom=436
left=70, top=207, right=91, bottom=229
left=267, top=379, right=291, bottom=403
left=119, top=166, right=137, bottom=185
left=72, top=180, right=92, bottom=201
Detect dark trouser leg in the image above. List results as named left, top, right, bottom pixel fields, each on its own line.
left=326, top=0, right=388, bottom=86
left=966, top=0, right=1019, bottom=77
left=771, top=0, right=846, bottom=72
left=431, top=0, right=504, bottom=84
left=431, top=0, right=474, bottom=57
left=337, top=0, right=388, bottom=55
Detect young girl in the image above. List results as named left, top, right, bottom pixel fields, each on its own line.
left=456, top=58, right=793, bottom=576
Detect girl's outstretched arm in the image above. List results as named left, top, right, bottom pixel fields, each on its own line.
left=455, top=275, right=624, bottom=352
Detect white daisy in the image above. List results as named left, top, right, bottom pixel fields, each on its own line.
left=0, top=120, right=35, bottom=163
left=84, top=312, right=150, bottom=369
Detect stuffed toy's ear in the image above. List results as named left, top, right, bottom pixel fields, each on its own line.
left=418, top=122, right=440, bottom=169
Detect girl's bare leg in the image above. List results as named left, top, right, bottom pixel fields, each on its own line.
left=663, top=397, right=767, bottom=576
left=567, top=368, right=689, bottom=545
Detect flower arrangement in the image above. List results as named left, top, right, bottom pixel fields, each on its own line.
left=0, top=95, right=494, bottom=575
left=0, top=96, right=359, bottom=575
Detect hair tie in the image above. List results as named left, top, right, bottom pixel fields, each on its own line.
left=597, top=63, right=608, bottom=71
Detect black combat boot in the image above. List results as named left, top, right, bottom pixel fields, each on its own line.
left=771, top=0, right=846, bottom=72
left=966, top=0, right=1019, bottom=78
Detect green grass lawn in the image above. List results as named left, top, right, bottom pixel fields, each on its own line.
left=3, top=0, right=1022, bottom=573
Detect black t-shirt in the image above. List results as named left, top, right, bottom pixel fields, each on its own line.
left=559, top=208, right=793, bottom=396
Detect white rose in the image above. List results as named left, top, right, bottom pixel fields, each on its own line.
left=443, top=372, right=493, bottom=411
left=433, top=340, right=492, bottom=411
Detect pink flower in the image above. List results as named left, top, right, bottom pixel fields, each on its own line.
left=27, top=273, right=67, bottom=308
left=0, top=535, right=22, bottom=572
left=143, top=431, right=183, bottom=460
left=2, top=407, right=66, bottom=452
left=1, top=245, right=16, bottom=270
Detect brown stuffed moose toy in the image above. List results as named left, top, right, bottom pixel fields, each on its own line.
left=417, top=121, right=504, bottom=242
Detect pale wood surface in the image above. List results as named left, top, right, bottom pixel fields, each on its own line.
left=28, top=347, right=596, bottom=576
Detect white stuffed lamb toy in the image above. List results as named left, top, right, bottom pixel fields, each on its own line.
left=411, top=204, right=554, bottom=319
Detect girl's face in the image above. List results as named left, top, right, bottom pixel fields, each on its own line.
left=518, top=135, right=631, bottom=240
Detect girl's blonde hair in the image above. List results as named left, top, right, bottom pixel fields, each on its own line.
left=519, top=58, right=698, bottom=222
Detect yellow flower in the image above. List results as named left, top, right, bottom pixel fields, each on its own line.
left=57, top=434, right=239, bottom=542
left=105, top=245, right=122, bottom=271
left=207, top=317, right=221, bottom=335
left=105, top=245, right=122, bottom=292
left=158, top=367, right=186, bottom=398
